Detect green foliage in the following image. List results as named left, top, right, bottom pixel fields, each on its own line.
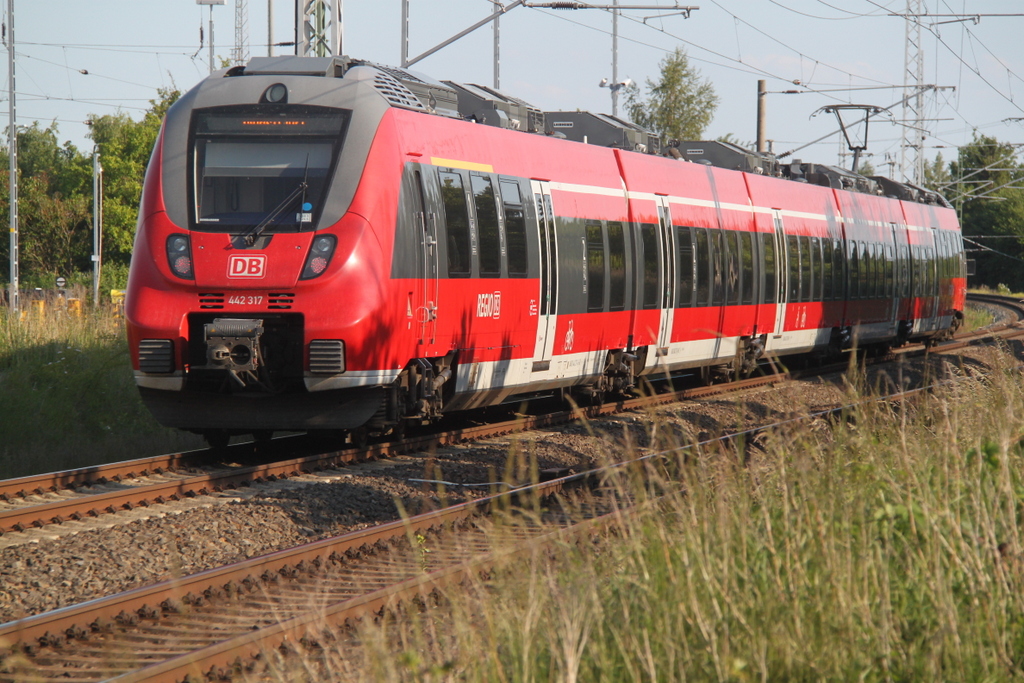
left=352, top=354, right=1024, bottom=681
left=951, top=134, right=1024, bottom=290
left=0, top=310, right=203, bottom=477
left=0, top=87, right=179, bottom=296
left=855, top=159, right=876, bottom=176
left=922, top=151, right=951, bottom=192
left=624, top=46, right=719, bottom=142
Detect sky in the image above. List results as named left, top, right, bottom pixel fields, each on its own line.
left=7, top=0, right=1024, bottom=188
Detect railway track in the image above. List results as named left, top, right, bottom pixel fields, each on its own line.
left=2, top=337, right=1010, bottom=681
left=2, top=293, right=1022, bottom=543
left=1, top=293, right=1021, bottom=680
left=0, top=469, right=616, bottom=682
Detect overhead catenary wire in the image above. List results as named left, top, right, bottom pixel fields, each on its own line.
left=962, top=237, right=1024, bottom=265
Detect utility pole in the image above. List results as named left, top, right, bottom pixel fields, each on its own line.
left=401, top=0, right=408, bottom=67
left=268, top=0, right=273, bottom=56
left=233, top=0, right=250, bottom=66
left=493, top=0, right=501, bottom=89
left=197, top=0, right=225, bottom=74
left=611, top=0, right=619, bottom=116
left=7, top=0, right=17, bottom=314
left=92, top=148, right=102, bottom=308
left=756, top=79, right=766, bottom=153
left=400, top=1, right=696, bottom=118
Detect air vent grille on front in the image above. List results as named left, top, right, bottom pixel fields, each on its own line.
left=309, top=340, right=346, bottom=375
left=199, top=293, right=225, bottom=309
left=268, top=293, right=295, bottom=309
left=138, top=339, right=174, bottom=373
left=372, top=71, right=426, bottom=110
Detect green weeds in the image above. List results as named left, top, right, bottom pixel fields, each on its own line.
left=340, top=353, right=1024, bottom=682
left=0, top=308, right=202, bottom=478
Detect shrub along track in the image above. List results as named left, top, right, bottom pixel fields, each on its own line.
left=0, top=294, right=1022, bottom=680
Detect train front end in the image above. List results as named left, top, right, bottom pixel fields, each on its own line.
left=126, top=57, right=400, bottom=445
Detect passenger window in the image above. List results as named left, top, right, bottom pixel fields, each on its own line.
left=641, top=223, right=660, bottom=309
left=499, top=180, right=528, bottom=277
left=861, top=242, right=870, bottom=298
left=471, top=173, right=501, bottom=278
left=726, top=230, right=741, bottom=306
left=799, top=236, right=812, bottom=302
left=832, top=239, right=843, bottom=300
left=675, top=226, right=694, bottom=308
left=787, top=235, right=800, bottom=301
left=822, top=239, right=833, bottom=300
left=608, top=221, right=626, bottom=311
left=885, top=245, right=895, bottom=297
left=586, top=221, right=605, bottom=312
left=695, top=228, right=710, bottom=306
left=740, top=231, right=754, bottom=305
left=712, top=230, right=726, bottom=306
left=849, top=241, right=859, bottom=299
left=440, top=171, right=471, bottom=277
left=811, top=237, right=823, bottom=301
left=763, top=233, right=776, bottom=304
left=866, top=243, right=875, bottom=298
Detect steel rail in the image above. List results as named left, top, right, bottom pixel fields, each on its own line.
left=0, top=372, right=788, bottom=538
left=1, top=325, right=1016, bottom=680
left=0, top=293, right=1019, bottom=538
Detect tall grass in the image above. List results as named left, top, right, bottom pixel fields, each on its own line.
left=319, top=351, right=1024, bottom=682
left=0, top=306, right=202, bottom=478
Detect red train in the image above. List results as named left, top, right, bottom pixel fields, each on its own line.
left=125, top=56, right=967, bottom=446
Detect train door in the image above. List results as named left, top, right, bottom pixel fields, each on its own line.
left=531, top=180, right=558, bottom=370
left=656, top=196, right=675, bottom=353
left=770, top=210, right=789, bottom=337
left=413, top=167, right=439, bottom=350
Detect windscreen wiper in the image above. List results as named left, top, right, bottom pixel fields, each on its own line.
left=242, top=154, right=311, bottom=246
left=242, top=180, right=308, bottom=246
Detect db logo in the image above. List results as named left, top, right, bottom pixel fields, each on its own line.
left=227, top=255, right=267, bottom=278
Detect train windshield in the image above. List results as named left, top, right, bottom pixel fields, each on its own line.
left=190, top=105, right=349, bottom=234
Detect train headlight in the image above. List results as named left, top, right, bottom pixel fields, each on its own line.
left=301, top=234, right=337, bottom=279
left=263, top=83, right=288, bottom=104
left=166, top=234, right=194, bottom=280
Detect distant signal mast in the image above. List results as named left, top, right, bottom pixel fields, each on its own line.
left=233, top=0, right=250, bottom=66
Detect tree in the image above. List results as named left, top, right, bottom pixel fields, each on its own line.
left=855, top=159, right=876, bottom=176
left=949, top=134, right=1024, bottom=290
left=0, top=122, right=93, bottom=284
left=624, top=46, right=718, bottom=142
left=922, top=152, right=951, bottom=193
left=87, top=87, right=180, bottom=266
left=0, top=88, right=180, bottom=289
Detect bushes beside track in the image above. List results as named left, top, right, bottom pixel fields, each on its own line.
left=0, top=308, right=202, bottom=478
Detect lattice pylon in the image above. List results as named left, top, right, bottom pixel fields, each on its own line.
left=295, top=0, right=342, bottom=57
left=900, top=0, right=925, bottom=184
left=233, top=0, right=250, bottom=66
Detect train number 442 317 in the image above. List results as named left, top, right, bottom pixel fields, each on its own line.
left=228, top=295, right=264, bottom=306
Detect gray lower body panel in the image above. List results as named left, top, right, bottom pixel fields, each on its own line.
left=138, top=385, right=385, bottom=432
